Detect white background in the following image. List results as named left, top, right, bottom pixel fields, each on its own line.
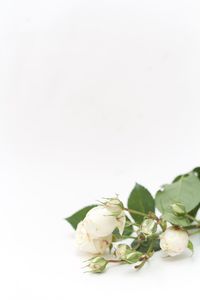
left=1, top=0, right=200, bottom=299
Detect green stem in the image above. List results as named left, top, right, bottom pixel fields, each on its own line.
left=119, top=235, right=135, bottom=240
left=186, top=214, right=200, bottom=224
left=147, top=239, right=155, bottom=255
left=135, top=238, right=155, bottom=270
left=157, top=218, right=167, bottom=232
left=184, top=224, right=200, bottom=230
left=135, top=259, right=146, bottom=270
left=132, top=240, right=142, bottom=250
left=126, top=222, right=140, bottom=227
left=124, top=208, right=147, bottom=217
left=108, top=259, right=122, bottom=263
left=189, top=229, right=200, bottom=236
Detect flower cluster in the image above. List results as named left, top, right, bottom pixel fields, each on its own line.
left=66, top=167, right=200, bottom=273
left=76, top=197, right=125, bottom=254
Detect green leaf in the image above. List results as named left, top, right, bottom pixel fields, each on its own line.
left=123, top=216, right=134, bottom=236
left=193, top=167, right=200, bottom=180
left=155, top=173, right=200, bottom=226
left=172, top=173, right=189, bottom=183
left=188, top=203, right=200, bottom=219
left=187, top=240, right=194, bottom=253
left=173, top=167, right=200, bottom=183
left=127, top=183, right=155, bottom=224
left=159, top=212, right=190, bottom=226
left=112, top=216, right=134, bottom=240
left=164, top=205, right=199, bottom=227
left=131, top=237, right=160, bottom=253
left=65, top=205, right=96, bottom=229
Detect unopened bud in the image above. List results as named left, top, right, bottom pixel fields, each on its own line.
left=124, top=251, right=143, bottom=264
left=104, top=197, right=124, bottom=216
left=171, top=203, right=186, bottom=216
left=114, top=244, right=131, bottom=260
left=140, top=219, right=157, bottom=235
left=89, top=256, right=108, bottom=273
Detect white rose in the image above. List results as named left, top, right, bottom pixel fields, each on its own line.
left=84, top=206, right=126, bottom=238
left=76, top=220, right=112, bottom=254
left=160, top=227, right=189, bottom=257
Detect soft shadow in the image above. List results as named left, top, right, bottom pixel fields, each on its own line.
left=162, top=252, right=191, bottom=262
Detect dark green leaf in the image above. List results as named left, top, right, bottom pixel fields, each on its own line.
left=193, top=167, right=200, bottom=180
left=65, top=205, right=96, bottom=229
left=123, top=218, right=134, bottom=236
left=112, top=216, right=134, bottom=240
left=187, top=240, right=194, bottom=253
left=173, top=167, right=200, bottom=183
left=172, top=173, right=189, bottom=183
left=188, top=203, right=200, bottom=219
left=131, top=237, right=160, bottom=253
left=127, top=183, right=155, bottom=224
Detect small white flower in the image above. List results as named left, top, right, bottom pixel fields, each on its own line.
left=160, top=227, right=189, bottom=257
left=84, top=206, right=126, bottom=238
left=75, top=220, right=112, bottom=254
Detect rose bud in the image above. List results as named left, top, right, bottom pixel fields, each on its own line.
left=140, top=219, right=157, bottom=236
left=124, top=250, right=143, bottom=264
left=103, top=196, right=124, bottom=216
left=84, top=206, right=126, bottom=238
left=76, top=220, right=112, bottom=254
left=171, top=202, right=186, bottom=216
left=88, top=256, right=108, bottom=273
left=160, top=227, right=189, bottom=256
left=114, top=244, right=131, bottom=260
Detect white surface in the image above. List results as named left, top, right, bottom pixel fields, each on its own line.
left=1, top=0, right=200, bottom=299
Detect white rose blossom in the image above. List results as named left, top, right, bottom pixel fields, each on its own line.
left=76, top=220, right=112, bottom=254
left=160, top=227, right=189, bottom=257
left=84, top=206, right=126, bottom=238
